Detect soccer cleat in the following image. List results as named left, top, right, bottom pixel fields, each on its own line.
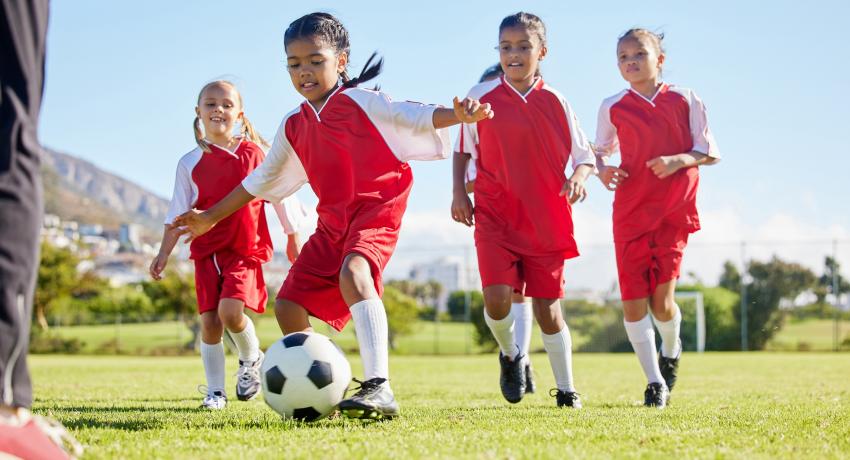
left=525, top=361, right=536, bottom=394
left=549, top=389, right=582, bottom=408
left=643, top=382, right=670, bottom=408
left=200, top=388, right=228, bottom=410
left=499, top=350, right=527, bottom=404
left=658, top=350, right=680, bottom=392
left=236, top=350, right=264, bottom=401
left=339, top=378, right=399, bottom=420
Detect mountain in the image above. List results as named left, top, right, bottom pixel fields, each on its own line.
left=42, top=149, right=169, bottom=234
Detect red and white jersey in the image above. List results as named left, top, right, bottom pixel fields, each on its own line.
left=242, top=86, right=450, bottom=273
left=165, top=140, right=296, bottom=262
left=455, top=76, right=595, bottom=257
left=595, top=83, right=720, bottom=242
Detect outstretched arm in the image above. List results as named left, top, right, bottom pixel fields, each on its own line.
left=149, top=225, right=181, bottom=280
left=646, top=151, right=718, bottom=179
left=173, top=185, right=256, bottom=242
left=432, top=97, right=494, bottom=129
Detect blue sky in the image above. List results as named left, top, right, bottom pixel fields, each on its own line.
left=39, top=1, right=850, bottom=289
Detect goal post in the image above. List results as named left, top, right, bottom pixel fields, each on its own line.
left=675, top=291, right=706, bottom=353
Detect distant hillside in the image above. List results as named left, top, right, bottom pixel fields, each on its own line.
left=42, top=149, right=169, bottom=234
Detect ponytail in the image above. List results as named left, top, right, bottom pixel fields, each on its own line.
left=240, top=115, right=270, bottom=149
left=341, top=51, right=383, bottom=89
left=194, top=116, right=211, bottom=153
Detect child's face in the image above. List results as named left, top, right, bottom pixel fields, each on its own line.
left=195, top=84, right=242, bottom=140
left=286, top=36, right=347, bottom=105
left=498, top=26, right=546, bottom=85
left=617, top=36, right=665, bottom=85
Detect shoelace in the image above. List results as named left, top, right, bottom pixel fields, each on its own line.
left=32, top=414, right=84, bottom=459
left=236, top=362, right=261, bottom=385
left=549, top=388, right=580, bottom=400
left=347, top=378, right=385, bottom=398
left=197, top=385, right=225, bottom=401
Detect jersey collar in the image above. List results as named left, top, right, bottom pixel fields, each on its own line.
left=500, top=75, right=544, bottom=103
left=204, top=137, right=243, bottom=158
left=628, top=82, right=668, bottom=107
left=302, top=84, right=346, bottom=122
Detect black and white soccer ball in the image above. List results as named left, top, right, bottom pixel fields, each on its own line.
left=261, top=332, right=351, bottom=422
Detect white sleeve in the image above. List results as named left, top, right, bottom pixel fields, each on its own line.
left=561, top=99, right=597, bottom=172
left=271, top=194, right=309, bottom=235
left=465, top=156, right=477, bottom=182
left=594, top=101, right=620, bottom=160
left=454, top=121, right=480, bottom=159
left=164, top=157, right=197, bottom=225
left=688, top=91, right=721, bottom=158
left=345, top=88, right=451, bottom=162
left=242, top=116, right=308, bottom=203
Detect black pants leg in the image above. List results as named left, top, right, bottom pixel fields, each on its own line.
left=0, top=0, right=48, bottom=409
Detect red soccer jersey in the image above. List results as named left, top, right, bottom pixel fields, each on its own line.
left=165, top=140, right=273, bottom=263
left=241, top=86, right=449, bottom=329
left=455, top=76, right=595, bottom=258
left=595, top=83, right=720, bottom=242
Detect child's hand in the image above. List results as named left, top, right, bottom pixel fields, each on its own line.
left=453, top=97, right=494, bottom=123
left=559, top=177, right=588, bottom=204
left=451, top=190, right=475, bottom=227
left=597, top=165, right=629, bottom=191
left=149, top=253, right=168, bottom=280
left=646, top=156, right=682, bottom=179
left=172, top=210, right=215, bottom=243
left=286, top=233, right=301, bottom=264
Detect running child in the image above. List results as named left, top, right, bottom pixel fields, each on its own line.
left=151, top=80, right=304, bottom=409
left=594, top=28, right=720, bottom=407
left=458, top=63, right=538, bottom=394
left=451, top=12, right=595, bottom=408
left=174, top=12, right=493, bottom=420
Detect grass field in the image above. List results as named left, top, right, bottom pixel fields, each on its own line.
left=30, top=353, right=850, bottom=459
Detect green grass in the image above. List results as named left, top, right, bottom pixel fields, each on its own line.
left=767, top=319, right=849, bottom=351
left=48, top=319, right=587, bottom=355
left=30, top=353, right=850, bottom=459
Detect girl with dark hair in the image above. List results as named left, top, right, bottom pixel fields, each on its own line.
left=175, top=12, right=492, bottom=420
left=451, top=12, right=594, bottom=408
left=594, top=29, right=720, bottom=408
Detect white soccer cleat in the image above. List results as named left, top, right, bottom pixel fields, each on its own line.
left=236, top=350, right=264, bottom=401
left=198, top=386, right=228, bottom=410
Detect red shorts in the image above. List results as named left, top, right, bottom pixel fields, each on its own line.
left=194, top=250, right=267, bottom=314
left=277, top=227, right=390, bottom=332
left=476, top=239, right=565, bottom=298
left=615, top=224, right=690, bottom=301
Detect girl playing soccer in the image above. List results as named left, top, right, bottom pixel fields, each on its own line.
left=174, top=12, right=493, bottom=420
left=151, top=80, right=304, bottom=409
left=451, top=12, right=595, bottom=408
left=594, top=29, right=720, bottom=407
left=459, top=63, right=538, bottom=395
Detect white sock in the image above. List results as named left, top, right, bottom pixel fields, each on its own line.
left=350, top=299, right=390, bottom=383
left=541, top=326, right=576, bottom=392
left=652, top=308, right=682, bottom=359
left=484, top=308, right=517, bottom=359
left=229, top=315, right=260, bottom=363
left=623, top=315, right=664, bottom=384
left=201, top=340, right=226, bottom=394
left=512, top=301, right=533, bottom=357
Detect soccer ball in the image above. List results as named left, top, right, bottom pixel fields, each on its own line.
left=261, top=332, right=352, bottom=422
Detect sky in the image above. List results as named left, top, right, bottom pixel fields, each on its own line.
left=39, top=0, right=850, bottom=291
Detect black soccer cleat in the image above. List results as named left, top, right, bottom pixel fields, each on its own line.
left=525, top=362, right=536, bottom=394
left=499, top=351, right=526, bottom=404
left=644, top=382, right=670, bottom=408
left=658, top=353, right=680, bottom=392
left=339, top=377, right=399, bottom=420
left=550, top=389, right=582, bottom=408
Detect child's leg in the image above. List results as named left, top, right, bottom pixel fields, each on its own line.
left=274, top=299, right=312, bottom=334
left=649, top=280, right=681, bottom=359
left=199, top=311, right=225, bottom=394
left=218, top=298, right=259, bottom=363
left=483, top=285, right=518, bottom=359
left=533, top=297, right=576, bottom=392
left=623, top=299, right=664, bottom=384
left=511, top=292, right=533, bottom=357
left=339, top=253, right=388, bottom=381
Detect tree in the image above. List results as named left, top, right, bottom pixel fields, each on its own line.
left=381, top=286, right=421, bottom=350
left=718, top=261, right=741, bottom=293
left=739, top=256, right=816, bottom=350
left=141, top=268, right=198, bottom=350
left=35, top=242, right=80, bottom=330
left=814, top=256, right=850, bottom=304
